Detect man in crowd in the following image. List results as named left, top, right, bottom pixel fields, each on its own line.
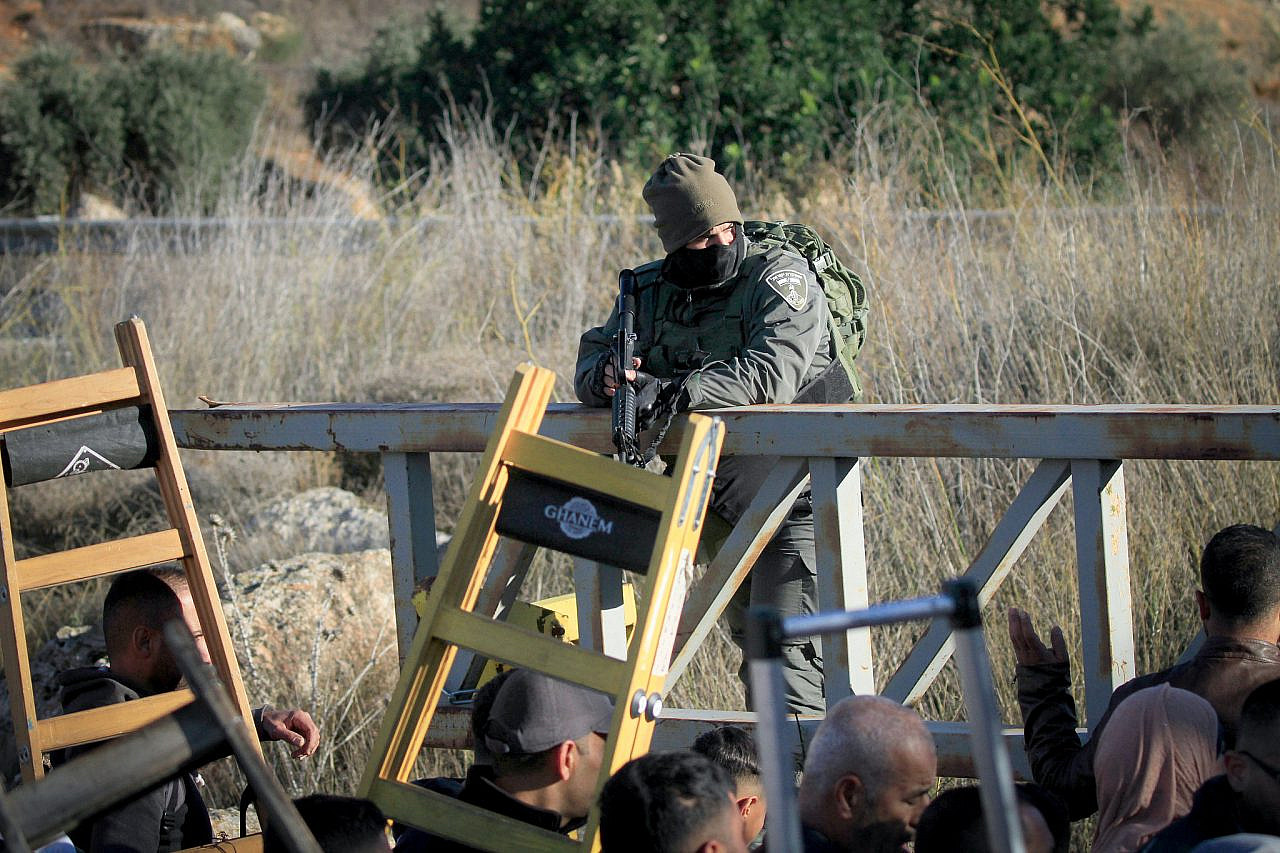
left=692, top=725, right=767, bottom=848
left=395, top=668, right=613, bottom=852
left=60, top=567, right=320, bottom=852
left=599, top=751, right=749, bottom=853
left=1143, top=677, right=1280, bottom=850
left=263, top=794, right=391, bottom=852
left=913, top=783, right=1068, bottom=853
left=1009, top=523, right=1280, bottom=818
left=575, top=153, right=839, bottom=713
left=791, top=695, right=936, bottom=852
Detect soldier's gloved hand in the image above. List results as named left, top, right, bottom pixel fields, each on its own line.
left=588, top=353, right=614, bottom=399
left=632, top=371, right=665, bottom=419
left=636, top=372, right=684, bottom=431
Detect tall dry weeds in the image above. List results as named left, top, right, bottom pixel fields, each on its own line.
left=1, top=114, right=1278, bottom=814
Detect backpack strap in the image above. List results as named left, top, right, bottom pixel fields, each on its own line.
left=792, top=359, right=856, bottom=405
left=157, top=777, right=186, bottom=851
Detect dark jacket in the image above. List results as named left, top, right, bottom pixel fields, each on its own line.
left=574, top=239, right=833, bottom=411
left=759, top=825, right=847, bottom=853
left=394, top=766, right=583, bottom=852
left=1017, top=636, right=1280, bottom=819
left=59, top=667, right=213, bottom=853
left=1138, top=775, right=1242, bottom=852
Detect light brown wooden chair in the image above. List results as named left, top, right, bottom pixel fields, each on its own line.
left=0, top=317, right=257, bottom=782
left=360, top=363, right=723, bottom=852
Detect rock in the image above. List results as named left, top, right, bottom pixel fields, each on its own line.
left=242, top=487, right=390, bottom=556
left=249, top=11, right=294, bottom=44
left=214, top=12, right=260, bottom=56
left=224, top=549, right=396, bottom=679
left=69, top=191, right=126, bottom=221
left=82, top=13, right=262, bottom=60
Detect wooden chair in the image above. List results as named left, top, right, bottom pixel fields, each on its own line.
left=0, top=317, right=258, bottom=781
left=360, top=363, right=723, bottom=852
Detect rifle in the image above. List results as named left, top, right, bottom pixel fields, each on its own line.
left=611, top=269, right=643, bottom=466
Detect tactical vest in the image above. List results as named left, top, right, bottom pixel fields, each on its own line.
left=630, top=243, right=831, bottom=391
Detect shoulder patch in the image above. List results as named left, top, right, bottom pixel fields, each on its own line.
left=765, top=268, right=808, bottom=310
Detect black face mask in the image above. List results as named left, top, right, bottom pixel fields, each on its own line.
left=662, top=224, right=746, bottom=290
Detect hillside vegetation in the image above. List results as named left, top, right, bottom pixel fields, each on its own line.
left=0, top=0, right=1276, bottom=213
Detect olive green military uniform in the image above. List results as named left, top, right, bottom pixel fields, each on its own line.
left=575, top=238, right=833, bottom=713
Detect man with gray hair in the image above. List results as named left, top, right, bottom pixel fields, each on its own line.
left=790, top=696, right=936, bottom=852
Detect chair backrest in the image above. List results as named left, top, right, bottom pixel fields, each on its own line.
left=359, top=363, right=723, bottom=852
left=0, top=317, right=257, bottom=781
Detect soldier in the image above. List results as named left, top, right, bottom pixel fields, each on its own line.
left=575, top=153, right=837, bottom=713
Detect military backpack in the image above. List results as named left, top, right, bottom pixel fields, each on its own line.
left=743, top=220, right=869, bottom=401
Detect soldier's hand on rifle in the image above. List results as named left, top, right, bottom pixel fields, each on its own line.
left=602, top=354, right=642, bottom=396
left=632, top=371, right=662, bottom=417
left=635, top=373, right=689, bottom=431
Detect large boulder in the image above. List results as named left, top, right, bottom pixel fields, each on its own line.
left=82, top=12, right=263, bottom=59
left=241, top=487, right=390, bottom=557
left=223, top=548, right=396, bottom=681
left=207, top=548, right=400, bottom=806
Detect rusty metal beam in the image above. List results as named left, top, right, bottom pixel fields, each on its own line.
left=167, top=401, right=1277, bottom=777
left=172, top=404, right=1280, bottom=460
left=383, top=451, right=441, bottom=662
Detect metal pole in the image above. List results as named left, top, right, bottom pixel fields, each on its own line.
left=781, top=594, right=955, bottom=639
left=946, top=579, right=1024, bottom=853
left=165, top=621, right=323, bottom=853
left=746, top=607, right=802, bottom=853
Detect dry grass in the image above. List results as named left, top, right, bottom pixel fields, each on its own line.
left=2, top=112, right=1278, bottom=829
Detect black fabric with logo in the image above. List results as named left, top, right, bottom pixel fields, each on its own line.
left=495, top=469, right=661, bottom=573
left=2, top=406, right=159, bottom=487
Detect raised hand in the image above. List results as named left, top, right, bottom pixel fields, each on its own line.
left=1008, top=607, right=1069, bottom=667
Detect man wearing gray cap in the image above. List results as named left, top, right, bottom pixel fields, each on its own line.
left=575, top=153, right=833, bottom=713
left=393, top=669, right=614, bottom=852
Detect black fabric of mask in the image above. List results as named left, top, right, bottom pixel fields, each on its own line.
left=662, top=224, right=746, bottom=289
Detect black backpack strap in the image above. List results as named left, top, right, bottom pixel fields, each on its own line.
left=157, top=777, right=185, bottom=851
left=792, top=359, right=856, bottom=404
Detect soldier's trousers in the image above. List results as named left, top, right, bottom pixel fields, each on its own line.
left=713, top=455, right=825, bottom=715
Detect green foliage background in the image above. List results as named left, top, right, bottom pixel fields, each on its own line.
left=304, top=0, right=1191, bottom=181
left=0, top=47, right=265, bottom=215
left=0, top=1, right=1256, bottom=214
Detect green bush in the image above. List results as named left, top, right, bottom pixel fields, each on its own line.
left=0, top=47, right=123, bottom=215
left=0, top=45, right=264, bottom=215
left=108, top=49, right=265, bottom=209
left=913, top=0, right=1124, bottom=173
left=1102, top=12, right=1250, bottom=147
left=306, top=0, right=1138, bottom=181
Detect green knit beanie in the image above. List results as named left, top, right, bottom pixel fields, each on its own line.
left=642, top=153, right=744, bottom=253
